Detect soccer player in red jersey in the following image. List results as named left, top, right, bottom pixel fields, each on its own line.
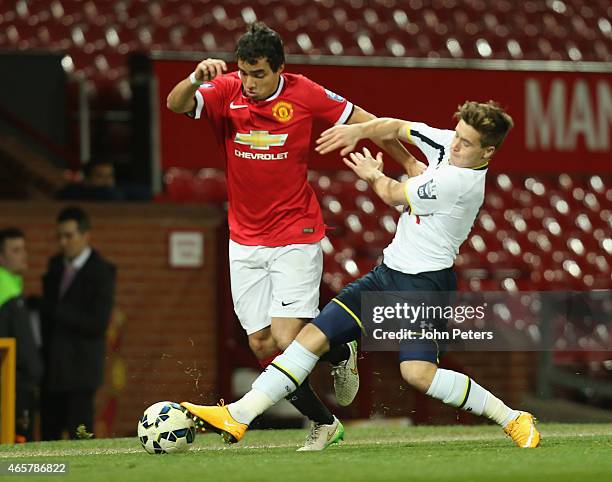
left=167, top=23, right=422, bottom=450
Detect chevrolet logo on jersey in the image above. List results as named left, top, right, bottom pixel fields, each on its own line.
left=234, top=131, right=288, bottom=150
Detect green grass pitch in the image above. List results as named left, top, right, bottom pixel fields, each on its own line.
left=0, top=424, right=610, bottom=481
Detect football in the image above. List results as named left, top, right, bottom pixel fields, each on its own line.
left=137, top=401, right=196, bottom=454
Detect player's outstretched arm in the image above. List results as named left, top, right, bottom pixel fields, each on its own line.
left=317, top=117, right=408, bottom=155
left=166, top=58, right=227, bottom=113
left=316, top=107, right=426, bottom=177
left=343, top=148, right=408, bottom=207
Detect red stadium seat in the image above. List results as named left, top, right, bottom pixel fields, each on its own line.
left=1, top=2, right=609, bottom=298
left=1, top=0, right=609, bottom=108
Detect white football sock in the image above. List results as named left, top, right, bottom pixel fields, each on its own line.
left=484, top=394, right=521, bottom=428
left=227, top=389, right=273, bottom=425
left=228, top=341, right=319, bottom=425
left=426, top=368, right=519, bottom=426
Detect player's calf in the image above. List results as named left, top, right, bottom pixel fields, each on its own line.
left=295, top=323, right=331, bottom=356
left=270, top=316, right=306, bottom=351
left=400, top=360, right=438, bottom=393
left=402, top=362, right=541, bottom=448
left=247, top=327, right=278, bottom=360
left=220, top=341, right=320, bottom=429
left=286, top=378, right=336, bottom=428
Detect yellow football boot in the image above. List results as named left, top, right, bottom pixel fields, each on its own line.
left=181, top=400, right=248, bottom=444
left=504, top=412, right=541, bottom=448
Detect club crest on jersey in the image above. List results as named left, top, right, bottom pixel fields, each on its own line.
left=324, top=89, right=345, bottom=102
left=235, top=130, right=288, bottom=150
left=417, top=179, right=437, bottom=199
left=272, top=101, right=294, bottom=122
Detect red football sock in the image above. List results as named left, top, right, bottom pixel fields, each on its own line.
left=258, top=351, right=282, bottom=369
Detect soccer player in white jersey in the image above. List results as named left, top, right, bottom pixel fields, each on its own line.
left=181, top=101, right=541, bottom=449
left=169, top=23, right=423, bottom=450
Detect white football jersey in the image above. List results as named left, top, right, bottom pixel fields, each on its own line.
left=382, top=122, right=487, bottom=274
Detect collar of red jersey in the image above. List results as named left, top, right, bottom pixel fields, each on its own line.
left=239, top=74, right=285, bottom=103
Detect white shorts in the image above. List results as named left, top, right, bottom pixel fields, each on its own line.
left=229, top=239, right=323, bottom=335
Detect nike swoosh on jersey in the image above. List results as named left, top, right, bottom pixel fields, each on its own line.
left=281, top=301, right=297, bottom=306
left=230, top=102, right=248, bottom=109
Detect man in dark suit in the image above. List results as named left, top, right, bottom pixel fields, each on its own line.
left=40, top=206, right=116, bottom=440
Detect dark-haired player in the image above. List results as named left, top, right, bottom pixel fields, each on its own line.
left=167, top=23, right=422, bottom=450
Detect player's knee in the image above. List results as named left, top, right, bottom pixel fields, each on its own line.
left=295, top=323, right=330, bottom=357
left=248, top=339, right=277, bottom=359
left=400, top=361, right=438, bottom=393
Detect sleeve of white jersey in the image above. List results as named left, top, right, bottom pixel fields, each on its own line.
left=403, top=168, right=461, bottom=216
left=405, top=122, right=455, bottom=167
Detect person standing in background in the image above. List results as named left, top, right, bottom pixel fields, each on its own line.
left=40, top=207, right=116, bottom=440
left=0, top=228, right=43, bottom=442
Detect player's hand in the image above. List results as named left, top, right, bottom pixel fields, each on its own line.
left=316, top=124, right=364, bottom=156
left=343, top=147, right=384, bottom=182
left=409, top=161, right=427, bottom=177
left=192, top=58, right=228, bottom=83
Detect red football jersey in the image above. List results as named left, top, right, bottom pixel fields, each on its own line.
left=192, top=72, right=354, bottom=246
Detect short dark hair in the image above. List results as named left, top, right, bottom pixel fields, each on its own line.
left=57, top=206, right=91, bottom=232
left=454, top=100, right=514, bottom=149
left=0, top=227, right=24, bottom=254
left=235, top=23, right=285, bottom=72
